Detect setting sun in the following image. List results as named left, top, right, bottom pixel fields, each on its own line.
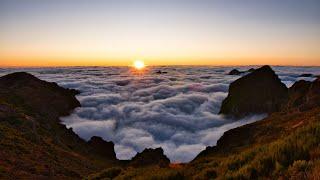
left=133, top=60, right=145, bottom=70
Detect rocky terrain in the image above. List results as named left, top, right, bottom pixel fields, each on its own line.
left=220, top=65, right=288, bottom=118
left=1, top=66, right=319, bottom=179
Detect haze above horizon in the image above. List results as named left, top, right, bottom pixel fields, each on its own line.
left=1, top=0, right=320, bottom=66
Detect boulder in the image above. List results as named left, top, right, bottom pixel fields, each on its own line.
left=285, top=77, right=320, bottom=111
left=0, top=72, right=80, bottom=118
left=228, top=69, right=243, bottom=75
left=220, top=65, right=288, bottom=118
left=87, top=136, right=117, bottom=161
left=129, top=148, right=170, bottom=167
left=155, top=70, right=168, bottom=74
left=248, top=68, right=255, bottom=73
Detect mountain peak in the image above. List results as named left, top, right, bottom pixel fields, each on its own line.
left=219, top=65, right=288, bottom=117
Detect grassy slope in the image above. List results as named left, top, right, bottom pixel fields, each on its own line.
left=0, top=102, right=109, bottom=179
left=186, top=108, right=320, bottom=179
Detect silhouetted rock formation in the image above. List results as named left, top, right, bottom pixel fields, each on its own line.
left=87, top=136, right=117, bottom=161
left=130, top=148, right=170, bottom=167
left=155, top=70, right=168, bottom=74
left=285, top=77, right=320, bottom=111
left=220, top=65, right=288, bottom=118
left=0, top=72, right=80, bottom=118
left=228, top=68, right=255, bottom=75
left=228, top=69, right=243, bottom=75
left=248, top=68, right=255, bottom=73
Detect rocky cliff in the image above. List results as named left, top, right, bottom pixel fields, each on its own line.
left=129, top=148, right=170, bottom=167
left=220, top=65, right=288, bottom=118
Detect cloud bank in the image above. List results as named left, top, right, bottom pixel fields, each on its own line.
left=1, top=66, right=319, bottom=162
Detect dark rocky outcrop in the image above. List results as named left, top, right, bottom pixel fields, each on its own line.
left=284, top=77, right=320, bottom=111
left=248, top=68, right=255, bottom=73
left=87, top=136, right=117, bottom=161
left=155, top=70, right=168, bottom=74
left=220, top=65, right=288, bottom=118
left=129, top=148, right=170, bottom=167
left=0, top=72, right=80, bottom=118
left=228, top=69, right=243, bottom=75
left=228, top=68, right=256, bottom=75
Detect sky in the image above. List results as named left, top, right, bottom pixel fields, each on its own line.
left=0, top=0, right=320, bottom=66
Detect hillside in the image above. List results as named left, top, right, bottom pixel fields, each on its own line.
left=0, top=72, right=122, bottom=178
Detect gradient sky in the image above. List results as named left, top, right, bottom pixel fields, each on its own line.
left=1, top=0, right=320, bottom=66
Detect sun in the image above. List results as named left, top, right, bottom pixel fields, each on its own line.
left=133, top=60, right=145, bottom=70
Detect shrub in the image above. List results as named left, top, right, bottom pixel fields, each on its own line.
left=287, top=160, right=311, bottom=179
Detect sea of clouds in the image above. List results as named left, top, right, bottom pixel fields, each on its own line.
left=1, top=66, right=319, bottom=162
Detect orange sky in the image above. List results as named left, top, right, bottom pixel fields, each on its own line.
left=1, top=1, right=320, bottom=67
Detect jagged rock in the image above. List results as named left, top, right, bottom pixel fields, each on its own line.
left=220, top=65, right=288, bottom=118
left=155, top=70, right=168, bottom=74
left=248, top=68, right=255, bottom=73
left=228, top=69, right=243, bottom=75
left=129, top=148, right=170, bottom=167
left=285, top=78, right=320, bottom=111
left=0, top=72, right=80, bottom=118
left=87, top=136, right=117, bottom=161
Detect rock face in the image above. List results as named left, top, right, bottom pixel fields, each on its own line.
left=285, top=78, right=320, bottom=111
left=87, top=136, right=117, bottom=161
left=220, top=65, right=288, bottom=118
left=155, top=70, right=168, bottom=74
left=228, top=68, right=256, bottom=75
left=228, top=69, right=243, bottom=75
left=248, top=68, right=255, bottom=73
left=130, top=148, right=170, bottom=167
left=0, top=72, right=80, bottom=118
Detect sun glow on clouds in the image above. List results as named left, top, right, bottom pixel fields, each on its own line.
left=133, top=60, right=145, bottom=70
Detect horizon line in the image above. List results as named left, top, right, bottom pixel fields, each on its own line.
left=1, top=64, right=320, bottom=68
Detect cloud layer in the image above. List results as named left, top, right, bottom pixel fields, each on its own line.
left=1, top=66, right=319, bottom=162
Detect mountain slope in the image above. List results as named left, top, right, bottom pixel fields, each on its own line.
left=0, top=72, right=118, bottom=179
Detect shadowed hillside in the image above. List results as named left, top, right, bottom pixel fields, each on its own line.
left=0, top=72, right=121, bottom=178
